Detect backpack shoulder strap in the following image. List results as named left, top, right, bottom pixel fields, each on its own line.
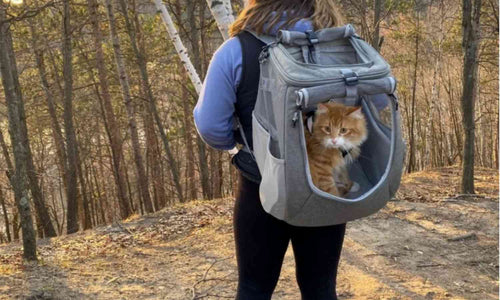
left=243, top=29, right=277, bottom=46
left=233, top=31, right=266, bottom=161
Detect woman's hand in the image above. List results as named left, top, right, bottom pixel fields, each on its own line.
left=228, top=146, right=240, bottom=158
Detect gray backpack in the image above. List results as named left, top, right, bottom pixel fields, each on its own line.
left=241, top=24, right=406, bottom=227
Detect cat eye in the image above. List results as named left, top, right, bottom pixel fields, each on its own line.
left=323, top=126, right=331, bottom=133
left=340, top=128, right=348, bottom=134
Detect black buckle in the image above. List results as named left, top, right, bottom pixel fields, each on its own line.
left=305, top=30, right=318, bottom=63
left=342, top=71, right=359, bottom=86
left=305, top=30, right=319, bottom=45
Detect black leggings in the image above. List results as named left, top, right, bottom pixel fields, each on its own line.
left=233, top=174, right=346, bottom=300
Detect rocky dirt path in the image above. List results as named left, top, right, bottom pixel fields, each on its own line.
left=0, top=167, right=498, bottom=300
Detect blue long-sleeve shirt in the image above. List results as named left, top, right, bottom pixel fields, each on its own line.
left=193, top=37, right=242, bottom=150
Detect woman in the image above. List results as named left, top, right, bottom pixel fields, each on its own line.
left=194, top=1, right=346, bottom=299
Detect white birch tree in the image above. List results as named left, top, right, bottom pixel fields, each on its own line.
left=206, top=0, right=235, bottom=40
left=153, top=0, right=203, bottom=93
left=152, top=0, right=234, bottom=93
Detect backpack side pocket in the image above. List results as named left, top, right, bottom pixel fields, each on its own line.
left=252, top=113, right=286, bottom=219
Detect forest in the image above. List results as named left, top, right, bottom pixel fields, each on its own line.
left=0, top=0, right=497, bottom=298
left=0, top=0, right=497, bottom=271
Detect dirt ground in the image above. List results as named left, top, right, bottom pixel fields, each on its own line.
left=0, top=166, right=498, bottom=300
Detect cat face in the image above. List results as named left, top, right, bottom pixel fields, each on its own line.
left=310, top=102, right=368, bottom=150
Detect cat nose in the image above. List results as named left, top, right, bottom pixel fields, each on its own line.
left=333, top=138, right=339, bottom=144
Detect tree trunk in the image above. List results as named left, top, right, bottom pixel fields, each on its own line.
left=0, top=188, right=11, bottom=242
left=62, top=0, right=80, bottom=234
left=461, top=0, right=482, bottom=194
left=407, top=9, right=420, bottom=173
left=0, top=4, right=37, bottom=260
left=424, top=56, right=441, bottom=169
left=105, top=0, right=153, bottom=214
left=143, top=109, right=164, bottom=209
left=213, top=151, right=223, bottom=198
left=205, top=0, right=234, bottom=40
left=153, top=0, right=203, bottom=93
left=372, top=0, right=383, bottom=52
left=83, top=162, right=96, bottom=227
left=87, top=0, right=131, bottom=219
left=181, top=68, right=197, bottom=201
left=92, top=148, right=107, bottom=225
left=197, top=137, right=213, bottom=199
left=0, top=122, right=25, bottom=235
left=75, top=144, right=91, bottom=230
left=496, top=110, right=499, bottom=169
left=12, top=211, right=19, bottom=241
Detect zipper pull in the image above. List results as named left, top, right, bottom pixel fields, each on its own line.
left=292, top=90, right=304, bottom=128
left=258, top=42, right=277, bottom=64
left=259, top=45, right=270, bottom=64
left=259, top=50, right=269, bottom=64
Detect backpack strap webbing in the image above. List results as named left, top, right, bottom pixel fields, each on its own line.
left=233, top=31, right=265, bottom=162
left=235, top=116, right=255, bottom=161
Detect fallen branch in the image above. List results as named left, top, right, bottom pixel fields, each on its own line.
left=106, top=277, right=119, bottom=284
left=453, top=194, right=486, bottom=199
left=417, top=263, right=443, bottom=268
left=191, top=257, right=231, bottom=300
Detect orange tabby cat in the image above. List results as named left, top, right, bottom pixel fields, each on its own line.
left=304, top=102, right=368, bottom=196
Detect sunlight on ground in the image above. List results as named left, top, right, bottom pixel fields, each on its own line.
left=338, top=263, right=399, bottom=299
left=0, top=264, right=16, bottom=276
left=3, top=0, right=23, bottom=5
left=124, top=213, right=141, bottom=223
left=343, top=237, right=466, bottom=300
left=386, top=202, right=469, bottom=236
left=398, top=166, right=499, bottom=202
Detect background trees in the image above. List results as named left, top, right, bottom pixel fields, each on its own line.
left=0, top=0, right=496, bottom=260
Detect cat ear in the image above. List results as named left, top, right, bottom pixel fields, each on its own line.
left=316, top=103, right=328, bottom=114
left=347, top=106, right=364, bottom=119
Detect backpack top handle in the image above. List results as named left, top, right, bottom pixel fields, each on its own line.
left=296, top=76, right=397, bottom=108
left=277, top=24, right=357, bottom=46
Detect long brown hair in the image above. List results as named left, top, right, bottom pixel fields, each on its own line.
left=229, top=0, right=345, bottom=37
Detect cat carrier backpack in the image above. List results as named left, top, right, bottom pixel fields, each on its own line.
left=241, top=24, right=406, bottom=227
